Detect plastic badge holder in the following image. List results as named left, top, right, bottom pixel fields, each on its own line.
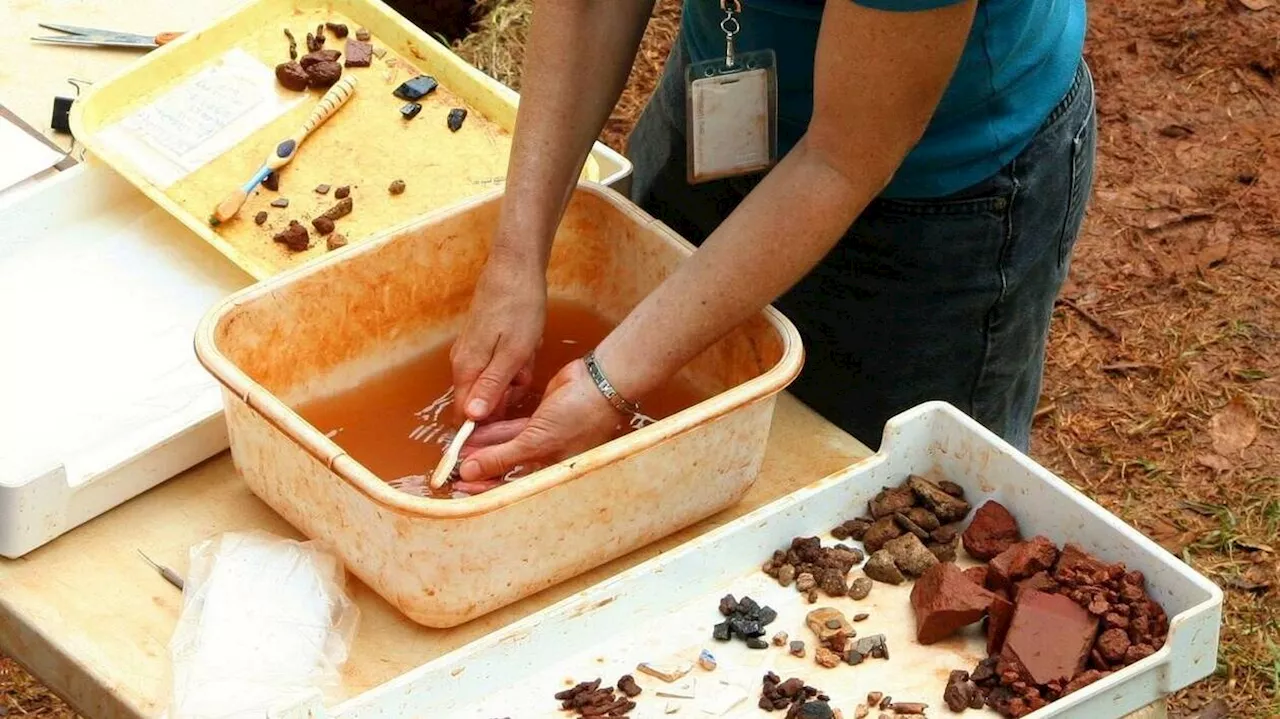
left=686, top=48, right=778, bottom=184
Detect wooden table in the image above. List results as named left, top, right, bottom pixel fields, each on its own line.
left=0, top=3, right=1165, bottom=718
left=0, top=396, right=872, bottom=718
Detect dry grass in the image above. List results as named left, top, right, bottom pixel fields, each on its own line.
left=6, top=1, right=1278, bottom=717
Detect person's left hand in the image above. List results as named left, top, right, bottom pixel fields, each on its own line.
left=458, top=359, right=626, bottom=481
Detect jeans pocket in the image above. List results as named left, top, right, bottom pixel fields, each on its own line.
left=1058, top=82, right=1098, bottom=266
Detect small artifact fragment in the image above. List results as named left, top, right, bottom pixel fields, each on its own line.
left=334, top=185, right=350, bottom=199
left=861, top=517, right=903, bottom=553
left=253, top=211, right=268, bottom=225
left=777, top=564, right=796, bottom=586
left=760, top=673, right=828, bottom=715
left=806, top=608, right=852, bottom=644
left=909, top=563, right=998, bottom=644
left=880, top=695, right=893, bottom=710
left=853, top=613, right=869, bottom=622
left=401, top=102, right=423, bottom=120
left=305, top=31, right=322, bottom=52
left=962, top=501, right=1022, bottom=560
left=931, top=525, right=958, bottom=544
left=326, top=233, right=348, bottom=251
left=262, top=170, right=280, bottom=191
left=554, top=676, right=637, bottom=718
left=697, top=649, right=717, bottom=671
left=928, top=540, right=958, bottom=563
left=747, top=638, right=769, bottom=650
left=889, top=703, right=927, bottom=714
left=306, top=60, right=343, bottom=88
left=311, top=216, right=335, bottom=235
left=394, top=74, right=439, bottom=101
left=862, top=550, right=905, bottom=585
left=848, top=577, right=873, bottom=600
left=869, top=486, right=916, bottom=519
left=315, top=183, right=331, bottom=195
left=300, top=49, right=341, bottom=68
left=814, top=644, right=844, bottom=665
left=883, top=533, right=938, bottom=577
left=907, top=475, right=972, bottom=523
left=270, top=198, right=290, bottom=208
left=796, top=572, right=817, bottom=592
left=275, top=61, right=309, bottom=91
left=831, top=518, right=871, bottom=541
left=893, top=512, right=930, bottom=541
left=854, top=705, right=870, bottom=719
left=617, top=674, right=642, bottom=698
left=944, top=670, right=977, bottom=712
left=447, top=107, right=468, bottom=131
left=273, top=220, right=309, bottom=252
left=986, top=536, right=1059, bottom=591
left=388, top=179, right=406, bottom=195
left=325, top=22, right=349, bottom=38
left=355, top=26, right=371, bottom=41
left=1001, top=589, right=1099, bottom=685
left=772, top=631, right=788, bottom=647
left=938, top=480, right=966, bottom=497
left=1097, top=627, right=1131, bottom=663
left=789, top=640, right=805, bottom=657
left=321, top=197, right=354, bottom=220
left=638, top=662, right=692, bottom=683
left=344, top=39, right=373, bottom=67
left=283, top=28, right=297, bottom=59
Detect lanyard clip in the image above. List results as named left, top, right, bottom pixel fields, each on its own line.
left=720, top=1, right=741, bottom=68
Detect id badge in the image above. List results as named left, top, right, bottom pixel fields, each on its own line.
left=686, top=49, right=778, bottom=184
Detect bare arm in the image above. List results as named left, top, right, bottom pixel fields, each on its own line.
left=460, top=0, right=980, bottom=480
left=594, top=0, right=978, bottom=399
left=452, top=0, right=655, bottom=419
left=495, top=0, right=656, bottom=268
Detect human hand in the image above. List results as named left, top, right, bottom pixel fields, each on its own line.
left=458, top=359, right=626, bottom=481
left=451, top=251, right=547, bottom=421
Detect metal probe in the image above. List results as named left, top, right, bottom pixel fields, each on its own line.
left=137, top=549, right=185, bottom=591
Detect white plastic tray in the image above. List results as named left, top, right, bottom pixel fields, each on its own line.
left=300, top=402, right=1220, bottom=719
left=0, top=161, right=250, bottom=558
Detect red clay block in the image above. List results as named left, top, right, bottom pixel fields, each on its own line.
left=910, top=563, right=998, bottom=645
left=1000, top=589, right=1099, bottom=685
left=987, top=536, right=1059, bottom=591
left=962, top=500, right=1022, bottom=560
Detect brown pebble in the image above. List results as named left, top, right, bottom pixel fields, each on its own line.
left=325, top=22, right=349, bottom=38
left=312, top=216, right=335, bottom=235
left=880, top=695, right=892, bottom=710
left=853, top=705, right=869, bottom=719
left=321, top=196, right=353, bottom=220
left=890, top=703, right=927, bottom=714
left=315, top=184, right=331, bottom=195
left=270, top=198, right=289, bottom=208
left=275, top=61, right=309, bottom=91
left=616, top=674, right=641, bottom=698
left=848, top=577, right=873, bottom=600
left=772, top=632, right=789, bottom=647
left=254, top=211, right=268, bottom=225
left=326, top=233, right=348, bottom=251
left=306, top=60, right=342, bottom=88
left=388, top=179, right=405, bottom=195
left=853, top=613, right=869, bottom=622
left=334, top=185, right=350, bottom=199
left=815, top=647, right=841, bottom=668
left=807, top=588, right=819, bottom=604
left=272, top=220, right=309, bottom=252
left=355, top=27, right=371, bottom=41
left=262, top=170, right=280, bottom=191
left=789, top=640, right=806, bottom=657
left=867, top=692, right=882, bottom=706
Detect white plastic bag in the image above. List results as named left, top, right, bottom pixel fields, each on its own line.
left=166, top=531, right=359, bottom=719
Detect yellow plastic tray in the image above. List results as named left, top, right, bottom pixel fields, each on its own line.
left=71, top=0, right=602, bottom=280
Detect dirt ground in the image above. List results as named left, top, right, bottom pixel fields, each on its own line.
left=4, top=0, right=1277, bottom=717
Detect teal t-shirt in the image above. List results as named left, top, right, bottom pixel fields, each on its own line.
left=682, top=0, right=1087, bottom=198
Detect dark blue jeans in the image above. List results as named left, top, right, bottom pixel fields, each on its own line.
left=627, top=41, right=1097, bottom=452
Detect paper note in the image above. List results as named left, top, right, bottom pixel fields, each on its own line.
left=96, top=49, right=305, bottom=188
left=0, top=116, right=64, bottom=194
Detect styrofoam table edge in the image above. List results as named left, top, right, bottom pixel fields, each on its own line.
left=320, top=401, right=1221, bottom=719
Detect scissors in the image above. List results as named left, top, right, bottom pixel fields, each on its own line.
left=31, top=23, right=183, bottom=50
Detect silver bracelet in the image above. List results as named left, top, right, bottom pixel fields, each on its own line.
left=583, top=351, right=642, bottom=417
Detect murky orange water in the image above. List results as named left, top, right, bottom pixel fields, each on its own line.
left=297, top=299, right=707, bottom=496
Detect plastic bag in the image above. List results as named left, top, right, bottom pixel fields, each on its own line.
left=165, top=531, right=359, bottom=719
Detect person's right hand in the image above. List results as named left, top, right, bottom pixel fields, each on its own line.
left=450, top=250, right=547, bottom=422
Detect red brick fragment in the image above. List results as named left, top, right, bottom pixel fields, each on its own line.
left=910, top=563, right=998, bottom=645
left=1000, top=589, right=1099, bottom=685
left=962, top=501, right=1022, bottom=560
left=987, top=536, right=1059, bottom=591
left=1097, top=627, right=1131, bottom=663
left=987, top=593, right=1016, bottom=655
